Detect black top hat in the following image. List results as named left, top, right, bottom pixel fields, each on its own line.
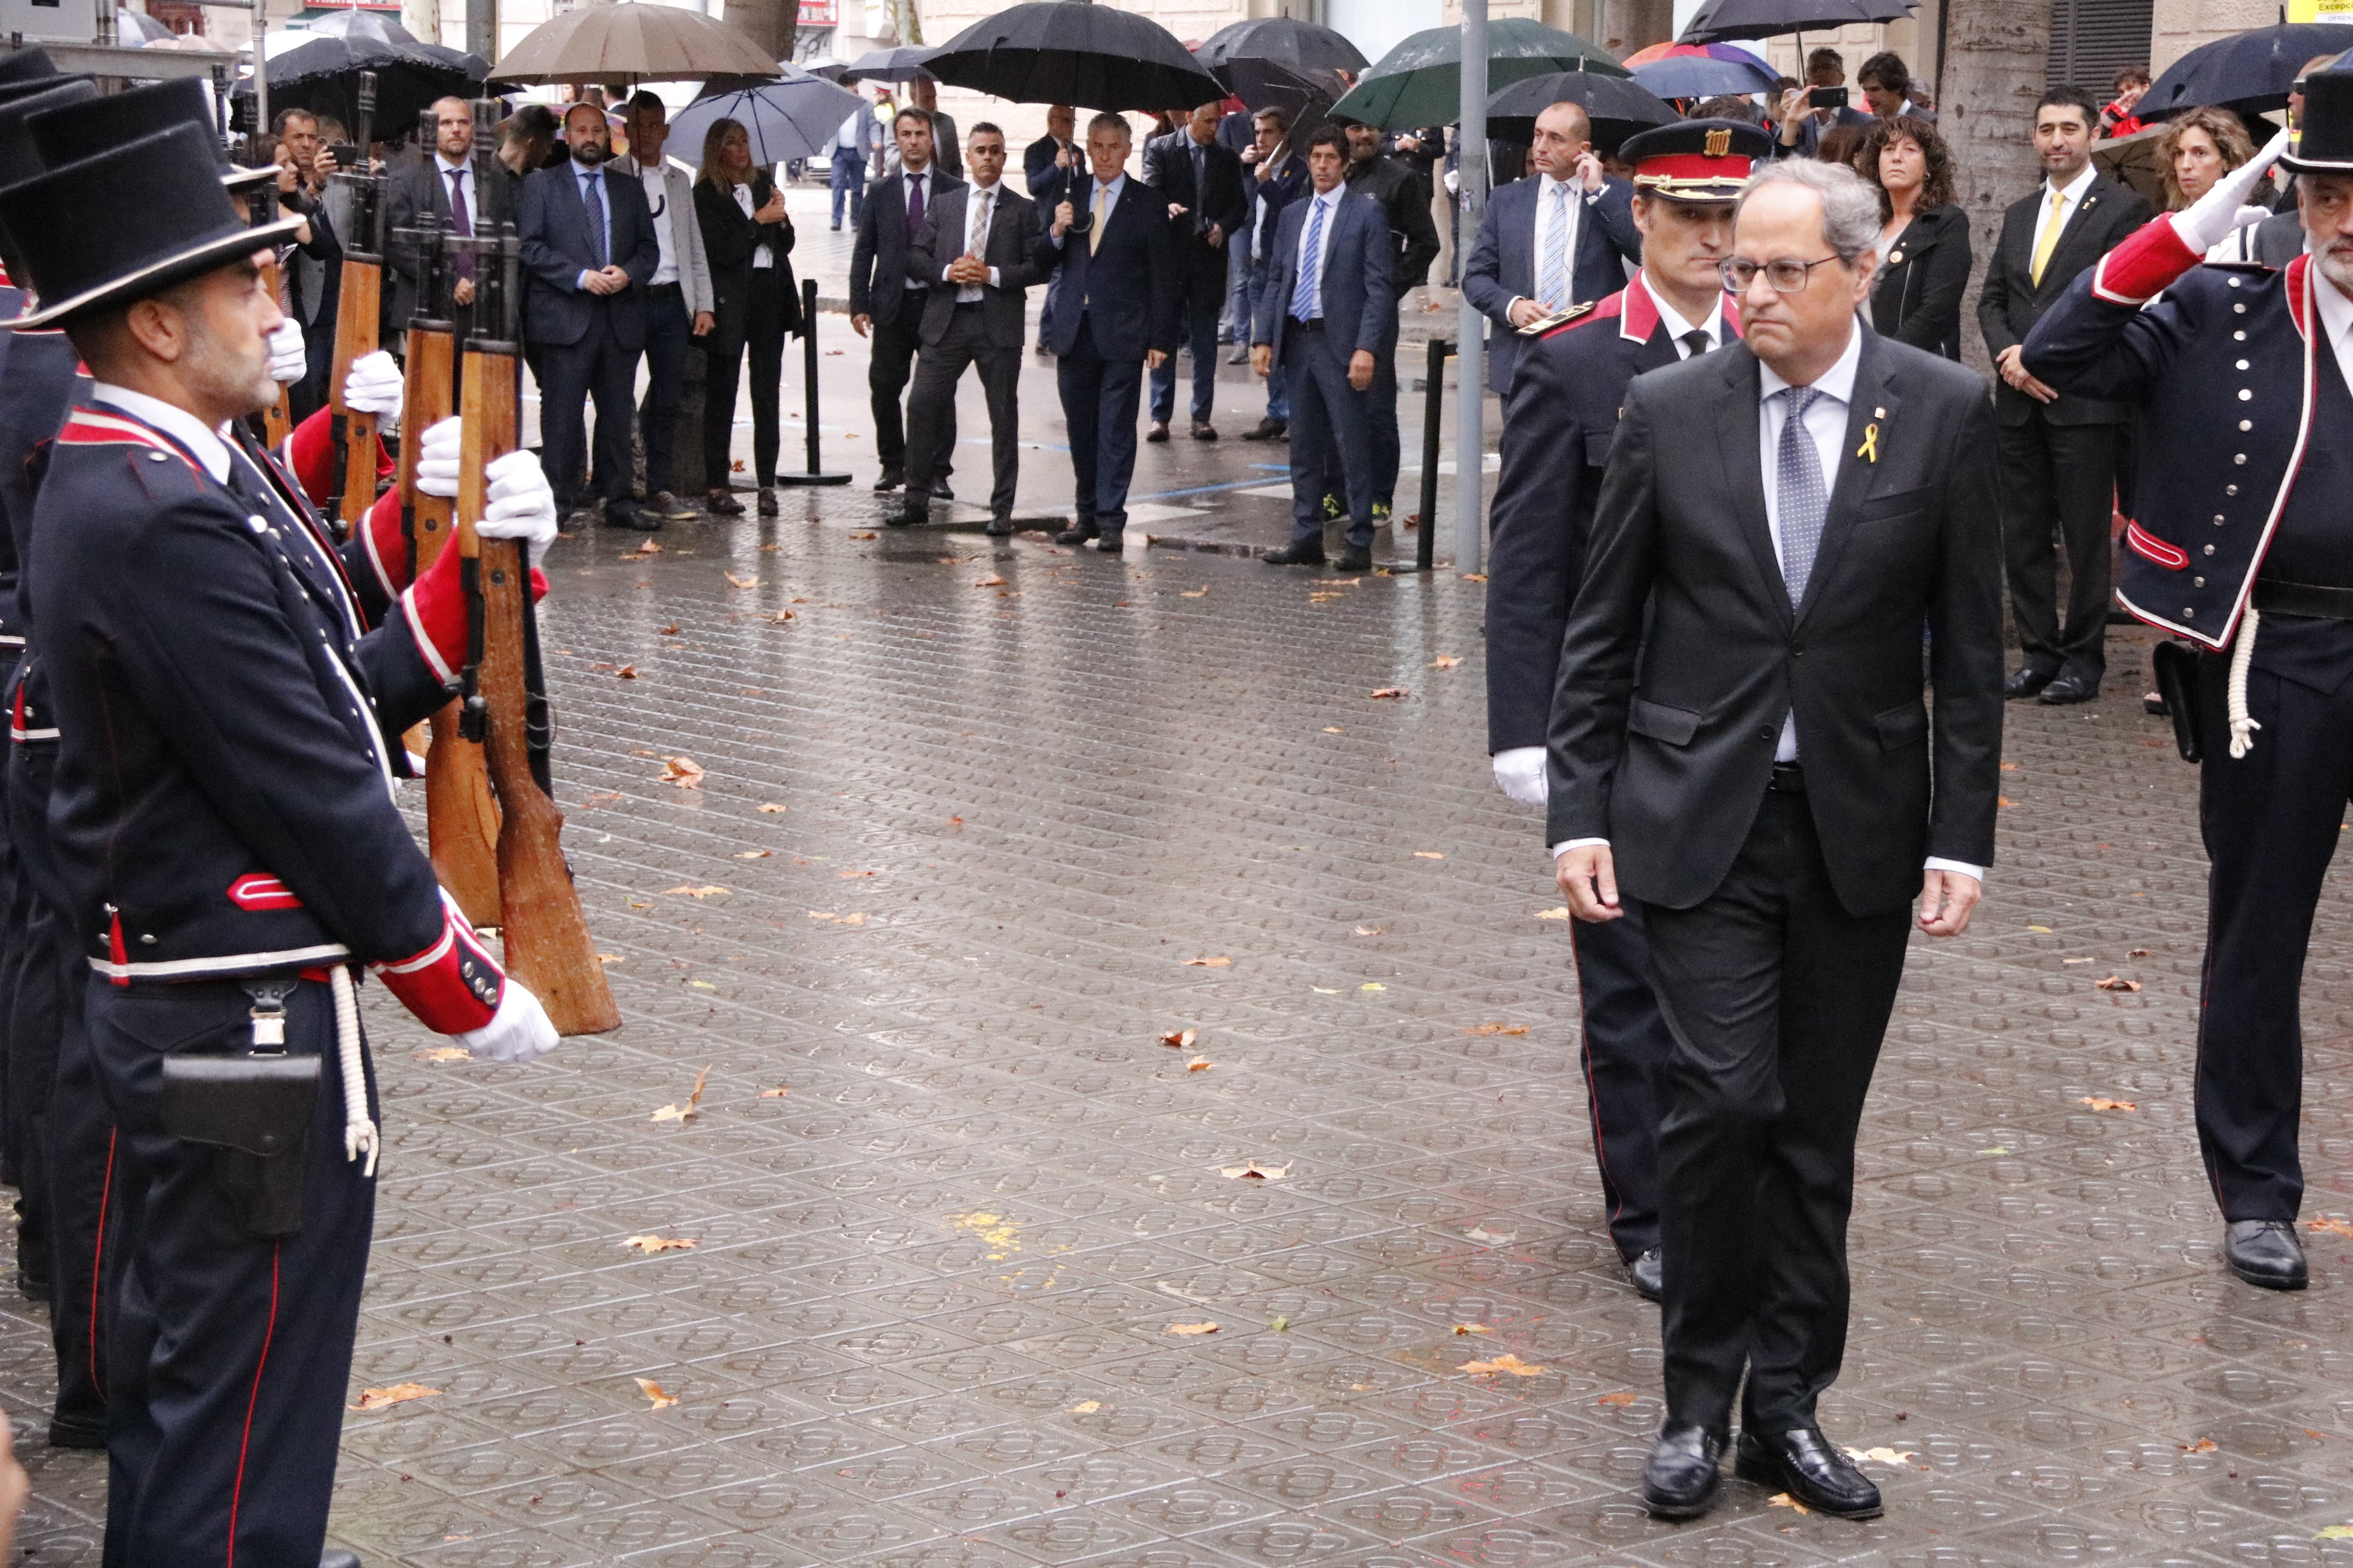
left=0, top=80, right=95, bottom=190
left=0, top=50, right=55, bottom=91
left=0, top=72, right=88, bottom=113
left=28, top=77, right=275, bottom=194
left=2283, top=67, right=2353, bottom=175
left=1620, top=118, right=1775, bottom=201
left=0, top=123, right=302, bottom=329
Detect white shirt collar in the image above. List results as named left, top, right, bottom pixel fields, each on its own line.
left=2045, top=161, right=2096, bottom=205
left=91, top=384, right=231, bottom=483
left=1539, top=171, right=1578, bottom=201
left=2317, top=269, right=2353, bottom=369
left=906, top=163, right=931, bottom=184
left=1756, top=316, right=1862, bottom=406
left=436, top=152, right=468, bottom=177
left=1310, top=182, right=1339, bottom=208
left=1642, top=274, right=1724, bottom=348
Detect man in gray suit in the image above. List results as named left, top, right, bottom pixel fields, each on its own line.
left=614, top=90, right=716, bottom=520
left=1551, top=159, right=2002, bottom=1523
left=893, top=124, right=1038, bottom=535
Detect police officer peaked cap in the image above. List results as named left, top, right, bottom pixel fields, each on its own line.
left=28, top=77, right=276, bottom=193
left=0, top=123, right=304, bottom=330
left=1620, top=118, right=1775, bottom=201
left=0, top=49, right=55, bottom=89
left=2283, top=67, right=2353, bottom=176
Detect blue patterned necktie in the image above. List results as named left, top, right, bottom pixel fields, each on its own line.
left=1777, top=385, right=1829, bottom=607
left=1537, top=181, right=1570, bottom=311
left=1289, top=194, right=1327, bottom=321
left=581, top=171, right=607, bottom=268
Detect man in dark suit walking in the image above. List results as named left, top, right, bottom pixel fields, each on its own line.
left=385, top=95, right=508, bottom=339
left=1032, top=111, right=1175, bottom=554
left=1978, top=86, right=2153, bottom=705
left=1551, top=158, right=2002, bottom=1522
left=1487, top=120, right=1766, bottom=1305
left=892, top=124, right=1038, bottom=536
left=1250, top=127, right=1392, bottom=572
left=517, top=102, right=661, bottom=529
left=852, top=106, right=963, bottom=496
left=1462, top=100, right=1642, bottom=402
left=1144, top=102, right=1248, bottom=442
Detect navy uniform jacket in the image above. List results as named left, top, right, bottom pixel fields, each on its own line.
left=33, top=397, right=455, bottom=981
left=1486, top=280, right=1741, bottom=752
left=2024, top=216, right=2318, bottom=652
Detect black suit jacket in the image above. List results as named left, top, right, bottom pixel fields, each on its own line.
left=693, top=174, right=801, bottom=336
left=1143, top=131, right=1248, bottom=273
left=850, top=164, right=965, bottom=329
left=1344, top=153, right=1442, bottom=294
left=515, top=160, right=661, bottom=350
left=1029, top=176, right=1176, bottom=362
left=907, top=182, right=1040, bottom=348
left=1024, top=135, right=1074, bottom=203
left=384, top=152, right=510, bottom=329
left=1976, top=172, right=2151, bottom=425
left=1869, top=204, right=1970, bottom=360
left=1547, top=329, right=2005, bottom=916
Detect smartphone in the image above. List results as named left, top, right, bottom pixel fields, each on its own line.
left=1807, top=86, right=1849, bottom=110
left=325, top=141, right=361, bottom=172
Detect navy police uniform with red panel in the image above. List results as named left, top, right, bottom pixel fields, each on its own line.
left=1484, top=119, right=1766, bottom=1298
left=2023, top=76, right=2353, bottom=1277
left=1, top=120, right=538, bottom=1567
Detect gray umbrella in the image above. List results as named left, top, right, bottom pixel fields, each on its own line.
left=669, top=66, right=866, bottom=165
left=841, top=45, right=940, bottom=83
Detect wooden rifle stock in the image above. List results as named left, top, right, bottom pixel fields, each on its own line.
left=401, top=321, right=501, bottom=926
left=259, top=252, right=293, bottom=449
left=455, top=255, right=619, bottom=1037
left=324, top=71, right=383, bottom=540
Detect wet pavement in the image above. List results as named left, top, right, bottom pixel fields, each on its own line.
left=6, top=503, right=2351, bottom=1566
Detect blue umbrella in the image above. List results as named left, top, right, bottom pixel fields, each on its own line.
left=1629, top=51, right=1780, bottom=99
left=670, top=66, right=865, bottom=166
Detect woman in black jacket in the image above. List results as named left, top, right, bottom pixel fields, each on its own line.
left=1855, top=115, right=1970, bottom=360
left=693, top=117, right=803, bottom=516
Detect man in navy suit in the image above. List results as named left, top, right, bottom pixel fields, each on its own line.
left=1144, top=102, right=1248, bottom=441
left=851, top=107, right=963, bottom=495
left=1250, top=126, right=1392, bottom=572
left=1461, top=100, right=1641, bottom=401
left=1032, top=112, right=1175, bottom=554
left=517, top=102, right=661, bottom=529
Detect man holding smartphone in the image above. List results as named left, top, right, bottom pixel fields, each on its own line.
left=1774, top=48, right=1873, bottom=158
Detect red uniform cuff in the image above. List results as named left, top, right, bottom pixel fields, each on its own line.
left=2091, top=214, right=2203, bottom=306
left=359, top=487, right=409, bottom=598
left=400, top=545, right=550, bottom=688
left=373, top=902, right=504, bottom=1034
left=282, top=406, right=396, bottom=509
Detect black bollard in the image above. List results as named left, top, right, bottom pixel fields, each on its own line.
left=1390, top=338, right=1453, bottom=573
left=775, top=277, right=851, bottom=487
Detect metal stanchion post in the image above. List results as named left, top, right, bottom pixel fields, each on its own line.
left=1455, top=0, right=1489, bottom=575
left=774, top=277, right=851, bottom=487
left=1387, top=338, right=1452, bottom=574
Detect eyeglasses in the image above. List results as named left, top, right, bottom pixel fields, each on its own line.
left=1718, top=255, right=1842, bottom=293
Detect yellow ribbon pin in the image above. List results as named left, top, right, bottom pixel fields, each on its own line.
left=1857, top=423, right=1880, bottom=464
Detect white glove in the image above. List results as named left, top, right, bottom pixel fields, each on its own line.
left=1492, top=746, right=1549, bottom=806
left=454, top=978, right=559, bottom=1064
left=2176, top=127, right=2291, bottom=253
left=416, top=414, right=461, bottom=498
left=267, top=316, right=307, bottom=385
left=478, top=449, right=558, bottom=552
left=341, top=348, right=404, bottom=435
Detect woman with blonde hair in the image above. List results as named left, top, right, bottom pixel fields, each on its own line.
left=693, top=116, right=802, bottom=517
left=2159, top=105, right=2256, bottom=209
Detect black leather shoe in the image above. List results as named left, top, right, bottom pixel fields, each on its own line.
left=2225, top=1220, right=2308, bottom=1289
left=873, top=468, right=904, bottom=494
left=2038, top=672, right=2100, bottom=705
left=605, top=503, right=661, bottom=532
left=1335, top=545, right=1372, bottom=572
left=883, top=504, right=923, bottom=528
left=1191, top=420, right=1218, bottom=442
left=1629, top=1248, right=1662, bottom=1303
left=984, top=517, right=1014, bottom=538
left=1053, top=525, right=1098, bottom=546
left=1146, top=421, right=1171, bottom=444
left=46, top=1416, right=103, bottom=1449
left=2004, top=666, right=2056, bottom=700
left=1734, top=1426, right=1883, bottom=1518
left=321, top=1551, right=363, bottom=1568
left=1240, top=418, right=1287, bottom=442
left=1641, top=1425, right=1724, bottom=1520
left=936, top=481, right=955, bottom=501
left=1263, top=541, right=1327, bottom=566
left=1095, top=535, right=1125, bottom=555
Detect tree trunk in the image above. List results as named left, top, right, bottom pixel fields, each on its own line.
left=725, top=0, right=796, bottom=65
left=1940, top=0, right=2052, bottom=376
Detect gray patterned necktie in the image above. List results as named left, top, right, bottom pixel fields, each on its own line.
left=1776, top=385, right=1829, bottom=608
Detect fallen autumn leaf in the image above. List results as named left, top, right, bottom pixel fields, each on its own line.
left=1462, top=1023, right=1530, bottom=1037
left=1219, top=1160, right=1291, bottom=1181
left=662, top=885, right=728, bottom=899
left=1429, top=655, right=1462, bottom=669
left=623, top=1235, right=697, bottom=1253
left=634, top=1378, right=679, bottom=1410
left=349, top=1383, right=442, bottom=1412
left=1160, top=1029, right=1196, bottom=1049
left=737, top=849, right=771, bottom=859
left=2079, top=1096, right=2138, bottom=1112
left=756, top=802, right=787, bottom=813
left=1534, top=906, right=1571, bottom=920
left=650, top=1066, right=713, bottom=1124
left=1597, top=1390, right=1639, bottom=1406
left=1453, top=1324, right=1491, bottom=1335
left=1186, top=1057, right=1211, bottom=1072
left=1185, top=956, right=1231, bottom=968
left=1370, top=687, right=1408, bottom=699
left=659, top=756, right=704, bottom=788
left=413, top=1045, right=471, bottom=1062
left=1461, top=1353, right=1548, bottom=1377
left=2309, top=1217, right=2353, bottom=1239
left=614, top=665, right=638, bottom=679
left=2096, top=975, right=2142, bottom=992
left=724, top=572, right=759, bottom=588
left=1166, top=1322, right=1219, bottom=1336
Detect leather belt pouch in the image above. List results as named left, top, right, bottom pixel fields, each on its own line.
left=2150, top=640, right=2203, bottom=764
left=160, top=1055, right=320, bottom=1239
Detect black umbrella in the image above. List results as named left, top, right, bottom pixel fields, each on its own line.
left=1195, top=16, right=1366, bottom=82
left=2139, top=24, right=2353, bottom=120
left=301, top=9, right=418, bottom=45
left=1485, top=71, right=1674, bottom=150
left=840, top=45, right=940, bottom=83
left=1221, top=56, right=1347, bottom=146
left=924, top=1, right=1222, bottom=113
left=245, top=35, right=484, bottom=143
left=1679, top=0, right=1915, bottom=45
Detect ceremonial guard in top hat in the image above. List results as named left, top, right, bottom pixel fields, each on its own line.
left=0, top=117, right=561, bottom=1566
left=2028, top=71, right=2353, bottom=1294
left=1485, top=119, right=1768, bottom=1304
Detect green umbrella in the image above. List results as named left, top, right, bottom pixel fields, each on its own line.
left=1328, top=17, right=1626, bottom=130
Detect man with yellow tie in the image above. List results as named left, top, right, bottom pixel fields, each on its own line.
left=1978, top=85, right=2153, bottom=707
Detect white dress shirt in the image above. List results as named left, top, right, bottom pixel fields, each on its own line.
left=1513, top=172, right=1602, bottom=315
left=947, top=180, right=1004, bottom=300
left=1554, top=318, right=1983, bottom=884
left=1050, top=171, right=1125, bottom=248
left=730, top=182, right=774, bottom=269
left=2029, top=161, right=2098, bottom=262
left=1643, top=275, right=1724, bottom=355
left=1289, top=184, right=1343, bottom=318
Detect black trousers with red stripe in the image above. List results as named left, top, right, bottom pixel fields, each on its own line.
left=90, top=974, right=375, bottom=1568
left=1570, top=903, right=1675, bottom=1264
